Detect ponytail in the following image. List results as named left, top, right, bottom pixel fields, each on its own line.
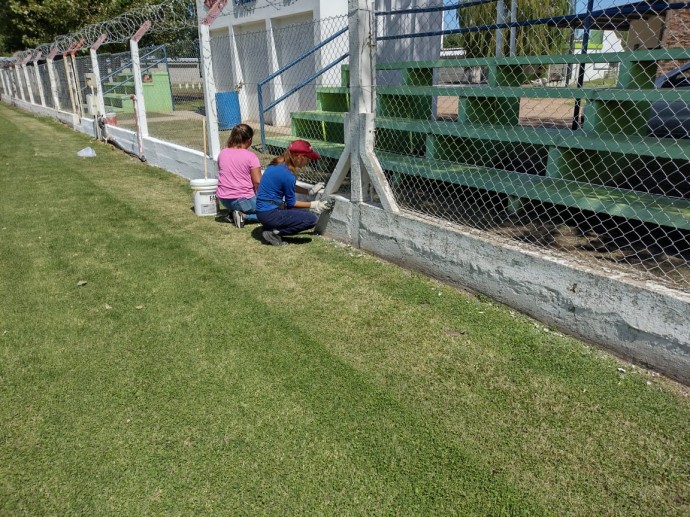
left=270, top=150, right=300, bottom=172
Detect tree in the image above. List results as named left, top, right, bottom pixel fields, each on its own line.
left=0, top=0, right=165, bottom=54
left=453, top=0, right=572, bottom=57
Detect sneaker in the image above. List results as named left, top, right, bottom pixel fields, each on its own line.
left=262, top=230, right=287, bottom=246
left=232, top=210, right=245, bottom=229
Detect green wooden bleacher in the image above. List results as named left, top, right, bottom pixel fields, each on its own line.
left=265, top=47, right=690, bottom=231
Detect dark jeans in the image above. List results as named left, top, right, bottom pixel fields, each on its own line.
left=256, top=208, right=318, bottom=236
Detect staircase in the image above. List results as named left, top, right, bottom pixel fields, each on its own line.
left=102, top=70, right=173, bottom=114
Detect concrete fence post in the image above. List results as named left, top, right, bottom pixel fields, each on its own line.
left=353, top=0, right=398, bottom=212
left=33, top=53, right=47, bottom=107
left=62, top=47, right=78, bottom=114
left=325, top=0, right=398, bottom=214
left=89, top=34, right=108, bottom=119
left=46, top=48, right=61, bottom=111
left=14, top=65, right=26, bottom=101
left=130, top=24, right=150, bottom=138
left=199, top=22, right=221, bottom=160
left=22, top=62, right=35, bottom=104
left=0, top=69, right=9, bottom=97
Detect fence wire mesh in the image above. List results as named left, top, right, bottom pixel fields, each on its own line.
left=53, top=58, right=75, bottom=112
left=37, top=63, right=53, bottom=109
left=372, top=0, right=690, bottom=292
left=243, top=14, right=349, bottom=185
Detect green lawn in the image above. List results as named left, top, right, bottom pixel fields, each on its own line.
left=1, top=103, right=689, bottom=515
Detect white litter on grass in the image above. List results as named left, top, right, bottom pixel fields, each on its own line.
left=77, top=147, right=97, bottom=158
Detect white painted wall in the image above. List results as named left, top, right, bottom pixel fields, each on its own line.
left=568, top=31, right=625, bottom=84
left=201, top=0, right=444, bottom=124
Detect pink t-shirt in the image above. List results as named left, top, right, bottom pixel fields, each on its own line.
left=216, top=147, right=261, bottom=200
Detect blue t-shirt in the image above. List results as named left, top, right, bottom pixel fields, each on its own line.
left=256, top=162, right=297, bottom=212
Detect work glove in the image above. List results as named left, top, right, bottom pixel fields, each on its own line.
left=308, top=182, right=325, bottom=196
left=309, top=196, right=335, bottom=215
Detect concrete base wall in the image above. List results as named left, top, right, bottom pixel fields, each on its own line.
left=4, top=99, right=212, bottom=182
left=322, top=200, right=690, bottom=385
left=105, top=125, right=210, bottom=181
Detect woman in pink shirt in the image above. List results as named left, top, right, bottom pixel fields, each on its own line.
left=216, top=124, right=262, bottom=228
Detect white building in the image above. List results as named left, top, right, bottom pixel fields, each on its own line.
left=197, top=0, right=443, bottom=126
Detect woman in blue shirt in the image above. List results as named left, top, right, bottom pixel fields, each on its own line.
left=256, top=140, right=333, bottom=246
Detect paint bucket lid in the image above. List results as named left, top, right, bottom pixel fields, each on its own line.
left=190, top=178, right=218, bottom=190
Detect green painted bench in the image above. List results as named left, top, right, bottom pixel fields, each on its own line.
left=265, top=47, right=690, bottom=230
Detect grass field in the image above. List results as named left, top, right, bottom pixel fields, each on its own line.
left=1, top=102, right=689, bottom=515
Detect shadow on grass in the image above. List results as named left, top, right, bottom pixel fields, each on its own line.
left=250, top=225, right=313, bottom=246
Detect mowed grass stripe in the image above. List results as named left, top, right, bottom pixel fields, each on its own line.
left=1, top=103, right=689, bottom=516
left=0, top=106, right=538, bottom=514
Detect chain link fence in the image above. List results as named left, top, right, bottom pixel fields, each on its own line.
left=37, top=62, right=54, bottom=109
left=247, top=14, right=350, bottom=185
left=369, top=1, right=690, bottom=292
left=2, top=0, right=689, bottom=294
left=53, top=57, right=78, bottom=112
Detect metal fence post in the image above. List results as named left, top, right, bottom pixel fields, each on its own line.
left=509, top=0, right=517, bottom=56
left=496, top=0, right=505, bottom=58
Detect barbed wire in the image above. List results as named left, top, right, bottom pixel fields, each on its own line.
left=8, top=0, right=325, bottom=65
left=9, top=0, right=199, bottom=64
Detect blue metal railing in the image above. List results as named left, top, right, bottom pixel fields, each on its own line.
left=258, top=27, right=349, bottom=151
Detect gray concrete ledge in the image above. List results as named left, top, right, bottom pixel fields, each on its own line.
left=323, top=200, right=690, bottom=385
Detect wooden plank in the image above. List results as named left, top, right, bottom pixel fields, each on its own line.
left=282, top=110, right=690, bottom=160
left=316, top=86, right=349, bottom=94
left=377, top=85, right=690, bottom=103
left=376, top=152, right=690, bottom=230
left=376, top=48, right=690, bottom=71
left=374, top=118, right=690, bottom=161
left=291, top=111, right=346, bottom=123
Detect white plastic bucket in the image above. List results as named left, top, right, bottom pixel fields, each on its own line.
left=190, top=178, right=218, bottom=217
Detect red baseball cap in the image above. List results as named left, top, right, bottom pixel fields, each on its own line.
left=288, top=139, right=320, bottom=161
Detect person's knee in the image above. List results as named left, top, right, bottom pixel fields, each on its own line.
left=237, top=198, right=256, bottom=214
